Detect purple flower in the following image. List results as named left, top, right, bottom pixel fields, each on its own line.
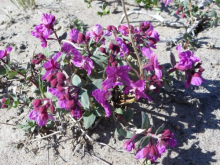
left=86, top=24, right=111, bottom=43
left=161, top=0, right=172, bottom=7
left=144, top=23, right=160, bottom=44
left=41, top=13, right=55, bottom=29
left=71, top=49, right=94, bottom=75
left=42, top=52, right=62, bottom=80
left=156, top=142, right=166, bottom=157
left=135, top=147, right=150, bottom=159
left=125, top=80, right=152, bottom=101
left=124, top=140, right=135, bottom=151
left=69, top=29, right=79, bottom=43
left=0, top=46, right=12, bottom=59
left=70, top=101, right=82, bottom=119
left=175, top=45, right=200, bottom=71
left=185, top=72, right=205, bottom=88
left=118, top=24, right=134, bottom=36
left=31, top=13, right=55, bottom=48
left=116, top=37, right=129, bottom=57
left=161, top=130, right=177, bottom=147
left=31, top=24, right=50, bottom=47
left=62, top=42, right=75, bottom=55
left=135, top=145, right=159, bottom=162
left=29, top=109, right=54, bottom=126
left=92, top=89, right=112, bottom=117
left=102, top=65, right=131, bottom=88
left=142, top=47, right=162, bottom=80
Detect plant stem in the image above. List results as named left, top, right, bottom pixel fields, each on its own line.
left=188, top=0, right=193, bottom=25
left=121, top=0, right=144, bottom=79
left=1, top=59, right=39, bottom=88
left=54, top=31, right=61, bottom=46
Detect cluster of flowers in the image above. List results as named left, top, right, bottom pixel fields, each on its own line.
left=124, top=129, right=177, bottom=162
left=31, top=13, right=56, bottom=47
left=0, top=12, right=205, bottom=163
left=170, top=45, right=205, bottom=88
left=29, top=99, right=54, bottom=126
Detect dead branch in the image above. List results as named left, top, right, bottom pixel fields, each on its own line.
left=120, top=11, right=188, bottom=28
left=165, top=19, right=203, bottom=44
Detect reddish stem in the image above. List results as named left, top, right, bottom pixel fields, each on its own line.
left=1, top=59, right=39, bottom=88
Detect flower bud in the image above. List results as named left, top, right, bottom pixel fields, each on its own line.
left=199, top=68, right=205, bottom=72
left=181, top=12, right=186, bottom=18
left=32, top=99, right=42, bottom=107
left=123, top=140, right=135, bottom=151
left=99, top=47, right=106, bottom=54
left=46, top=74, right=54, bottom=82
left=49, top=100, right=55, bottom=113
left=107, top=25, right=112, bottom=31
left=31, top=59, right=37, bottom=64
left=1, top=98, right=8, bottom=108
left=38, top=53, right=45, bottom=59
left=112, top=61, right=118, bottom=67
left=148, top=128, right=152, bottom=132
left=56, top=72, right=66, bottom=81
left=57, top=85, right=65, bottom=92
left=109, top=42, right=114, bottom=50
left=149, top=145, right=159, bottom=162
left=57, top=79, right=65, bottom=86
left=66, top=100, right=76, bottom=109
left=109, top=55, right=114, bottom=63
left=50, top=79, right=58, bottom=88
left=39, top=105, right=47, bottom=113
left=85, top=35, right=90, bottom=41
left=111, top=25, right=117, bottom=32
left=77, top=33, right=85, bottom=44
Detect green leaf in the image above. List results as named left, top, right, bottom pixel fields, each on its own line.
left=141, top=112, right=150, bottom=129
left=115, top=108, right=124, bottom=115
left=79, top=88, right=90, bottom=109
left=0, top=67, right=6, bottom=75
left=97, top=11, right=103, bottom=17
left=115, top=126, right=133, bottom=138
left=8, top=71, right=17, bottom=79
left=72, top=74, right=82, bottom=87
left=4, top=99, right=11, bottom=105
left=139, top=136, right=151, bottom=148
left=10, top=94, right=18, bottom=101
left=102, top=2, right=106, bottom=10
left=83, top=112, right=96, bottom=129
left=42, top=46, right=53, bottom=58
left=93, top=79, right=103, bottom=89
left=123, top=108, right=133, bottom=122
left=155, top=124, right=165, bottom=135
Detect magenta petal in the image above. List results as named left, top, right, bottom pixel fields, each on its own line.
left=191, top=75, right=204, bottom=86
left=142, top=47, right=153, bottom=58
left=42, top=70, right=51, bottom=80
left=6, top=46, right=12, bottom=52
left=52, top=51, right=62, bottom=61
left=93, top=24, right=103, bottom=36
left=29, top=110, right=39, bottom=121
left=62, top=42, right=74, bottom=54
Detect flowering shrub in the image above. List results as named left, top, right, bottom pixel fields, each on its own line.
left=0, top=12, right=205, bottom=164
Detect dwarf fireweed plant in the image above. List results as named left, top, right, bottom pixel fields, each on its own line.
left=0, top=12, right=205, bottom=164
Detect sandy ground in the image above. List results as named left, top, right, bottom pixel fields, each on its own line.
left=0, top=0, right=220, bottom=165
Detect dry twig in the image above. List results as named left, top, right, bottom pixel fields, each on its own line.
left=120, top=11, right=188, bottom=28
